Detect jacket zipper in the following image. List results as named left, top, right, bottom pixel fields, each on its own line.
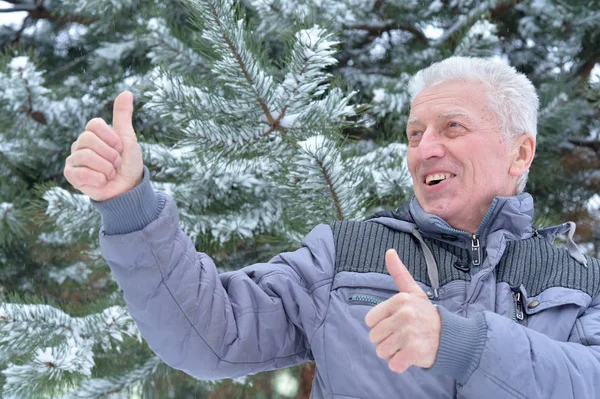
left=471, top=234, right=481, bottom=266
left=349, top=294, right=384, bottom=306
left=511, top=289, right=524, bottom=322
left=434, top=199, right=498, bottom=269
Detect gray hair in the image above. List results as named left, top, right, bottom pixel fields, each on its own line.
left=407, top=56, right=539, bottom=194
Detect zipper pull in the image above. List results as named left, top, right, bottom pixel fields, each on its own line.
left=514, top=291, right=524, bottom=321
left=471, top=234, right=481, bottom=266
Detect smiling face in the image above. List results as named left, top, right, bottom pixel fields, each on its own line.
left=406, top=80, right=532, bottom=233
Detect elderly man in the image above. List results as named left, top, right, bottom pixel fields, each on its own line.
left=64, top=57, right=600, bottom=398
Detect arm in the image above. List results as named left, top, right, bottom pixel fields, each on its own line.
left=429, top=300, right=600, bottom=398
left=95, top=169, right=335, bottom=380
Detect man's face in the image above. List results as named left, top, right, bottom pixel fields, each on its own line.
left=406, top=80, right=518, bottom=233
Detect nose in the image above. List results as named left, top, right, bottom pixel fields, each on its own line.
left=416, top=128, right=446, bottom=160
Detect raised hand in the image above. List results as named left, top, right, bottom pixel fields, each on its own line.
left=64, top=91, right=144, bottom=202
left=365, top=249, right=441, bottom=373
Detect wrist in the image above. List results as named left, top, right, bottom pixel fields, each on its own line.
left=92, top=166, right=165, bottom=235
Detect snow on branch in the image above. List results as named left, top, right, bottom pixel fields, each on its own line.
left=42, top=187, right=101, bottom=244
left=274, top=26, right=356, bottom=133
left=143, top=2, right=357, bottom=154
left=285, top=135, right=367, bottom=224
left=0, top=303, right=141, bottom=397
left=0, top=202, right=28, bottom=245
left=181, top=199, right=280, bottom=244
left=249, top=0, right=375, bottom=37
left=348, top=142, right=412, bottom=199
left=189, top=0, right=277, bottom=124
left=60, top=356, right=163, bottom=399
left=0, top=56, right=49, bottom=122
left=453, top=20, right=499, bottom=57
left=434, top=0, right=500, bottom=46
left=0, top=304, right=140, bottom=354
left=2, top=342, right=94, bottom=398
left=146, top=18, right=209, bottom=74
left=59, top=0, right=136, bottom=15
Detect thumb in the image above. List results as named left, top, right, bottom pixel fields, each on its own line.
left=385, top=249, right=422, bottom=294
left=112, top=91, right=135, bottom=138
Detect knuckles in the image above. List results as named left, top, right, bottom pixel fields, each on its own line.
left=389, top=357, right=410, bottom=374
left=397, top=306, right=417, bottom=322
left=77, top=130, right=97, bottom=146
left=392, top=292, right=411, bottom=305
left=376, top=343, right=394, bottom=360
left=85, top=117, right=106, bottom=132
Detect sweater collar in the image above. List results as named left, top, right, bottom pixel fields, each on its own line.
left=406, top=193, right=536, bottom=244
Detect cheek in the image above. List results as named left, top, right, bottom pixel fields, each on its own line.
left=406, top=152, right=418, bottom=173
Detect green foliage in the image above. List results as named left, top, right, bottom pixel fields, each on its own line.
left=0, top=0, right=598, bottom=397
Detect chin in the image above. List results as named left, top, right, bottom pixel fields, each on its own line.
left=421, top=201, right=453, bottom=219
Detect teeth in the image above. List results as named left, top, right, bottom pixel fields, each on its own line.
left=425, top=173, right=454, bottom=185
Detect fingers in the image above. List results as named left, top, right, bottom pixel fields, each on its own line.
left=365, top=300, right=393, bottom=328
left=112, top=91, right=136, bottom=138
left=369, top=314, right=398, bottom=345
left=369, top=306, right=419, bottom=346
left=66, top=148, right=117, bottom=180
left=85, top=118, right=123, bottom=153
left=375, top=331, right=401, bottom=360
left=72, top=131, right=121, bottom=168
left=365, top=292, right=410, bottom=328
left=388, top=347, right=418, bottom=373
left=64, top=164, right=110, bottom=189
left=385, top=249, right=423, bottom=294
left=372, top=332, right=420, bottom=373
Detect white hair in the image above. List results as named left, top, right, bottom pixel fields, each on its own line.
left=407, top=56, right=539, bottom=194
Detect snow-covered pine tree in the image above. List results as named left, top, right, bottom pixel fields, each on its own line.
left=0, top=0, right=598, bottom=397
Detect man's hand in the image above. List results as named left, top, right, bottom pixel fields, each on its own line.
left=64, top=91, right=144, bottom=202
left=365, top=249, right=441, bottom=373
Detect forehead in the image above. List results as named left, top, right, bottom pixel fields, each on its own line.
left=407, top=111, right=470, bottom=125
left=409, top=80, right=491, bottom=118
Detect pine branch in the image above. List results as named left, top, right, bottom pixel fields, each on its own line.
left=0, top=3, right=96, bottom=24
left=61, top=356, right=163, bottom=399
left=576, top=53, right=600, bottom=80
left=316, top=157, right=344, bottom=220
left=146, top=18, right=210, bottom=74
left=203, top=0, right=276, bottom=127
left=434, top=0, right=515, bottom=47
left=283, top=135, right=368, bottom=226
left=0, top=6, right=37, bottom=12
left=568, top=138, right=600, bottom=153
left=42, top=187, right=101, bottom=244
left=221, top=33, right=275, bottom=125
left=346, top=22, right=428, bottom=43
left=45, top=54, right=90, bottom=80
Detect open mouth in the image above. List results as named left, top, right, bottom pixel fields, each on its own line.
left=425, top=173, right=455, bottom=186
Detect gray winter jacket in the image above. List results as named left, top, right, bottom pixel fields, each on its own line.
left=95, top=168, right=600, bottom=398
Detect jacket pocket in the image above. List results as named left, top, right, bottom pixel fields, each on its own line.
left=517, top=287, right=590, bottom=341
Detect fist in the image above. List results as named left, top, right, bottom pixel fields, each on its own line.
left=64, top=91, right=144, bottom=202
left=365, top=249, right=441, bottom=373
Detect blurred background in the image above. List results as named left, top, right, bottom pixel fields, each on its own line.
left=0, top=0, right=598, bottom=397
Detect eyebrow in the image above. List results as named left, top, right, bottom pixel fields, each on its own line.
left=438, top=112, right=470, bottom=120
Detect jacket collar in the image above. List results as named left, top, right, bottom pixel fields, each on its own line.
left=406, top=193, right=536, bottom=245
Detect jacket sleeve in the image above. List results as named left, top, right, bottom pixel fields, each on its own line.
left=428, top=298, right=600, bottom=398
left=95, top=169, right=335, bottom=380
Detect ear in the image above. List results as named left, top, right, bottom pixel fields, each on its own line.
left=508, top=134, right=536, bottom=177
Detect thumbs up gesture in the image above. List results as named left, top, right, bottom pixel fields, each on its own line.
left=64, top=91, right=144, bottom=202
left=365, top=249, right=441, bottom=373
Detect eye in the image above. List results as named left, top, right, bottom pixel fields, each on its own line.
left=408, top=130, right=422, bottom=139
left=448, top=121, right=461, bottom=128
